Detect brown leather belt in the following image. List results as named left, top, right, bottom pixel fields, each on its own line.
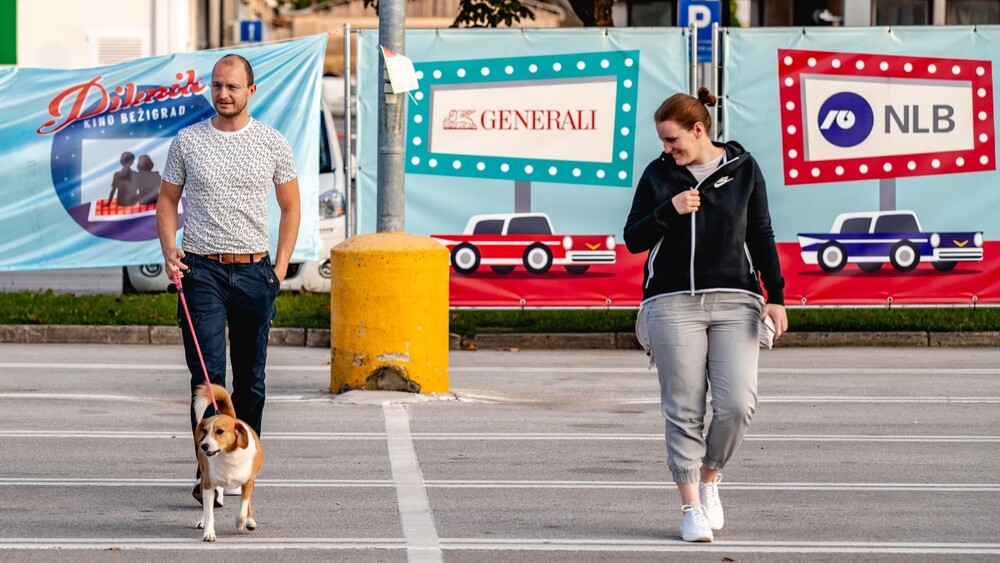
left=197, top=251, right=269, bottom=264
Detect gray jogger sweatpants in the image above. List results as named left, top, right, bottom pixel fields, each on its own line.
left=637, top=292, right=761, bottom=484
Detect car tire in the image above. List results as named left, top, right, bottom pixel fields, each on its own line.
left=490, top=266, right=515, bottom=275
left=523, top=243, right=553, bottom=275
left=857, top=263, right=882, bottom=273
left=818, top=242, right=848, bottom=273
left=889, top=241, right=920, bottom=272
left=932, top=261, right=957, bottom=272
left=451, top=243, right=481, bottom=274
left=565, top=265, right=590, bottom=275
left=122, top=268, right=138, bottom=295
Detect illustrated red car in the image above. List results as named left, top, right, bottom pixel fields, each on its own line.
left=432, top=213, right=617, bottom=275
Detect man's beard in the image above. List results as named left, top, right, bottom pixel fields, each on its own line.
left=214, top=101, right=245, bottom=118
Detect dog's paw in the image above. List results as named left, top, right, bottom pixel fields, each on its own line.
left=202, top=529, right=216, bottom=542
left=236, top=516, right=257, bottom=531
left=196, top=519, right=205, bottom=530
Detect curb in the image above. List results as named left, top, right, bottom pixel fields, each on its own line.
left=2, top=325, right=999, bottom=348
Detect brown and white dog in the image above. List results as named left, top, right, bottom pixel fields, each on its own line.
left=193, top=384, right=264, bottom=542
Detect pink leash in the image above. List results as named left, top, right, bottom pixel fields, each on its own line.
left=173, top=269, right=219, bottom=413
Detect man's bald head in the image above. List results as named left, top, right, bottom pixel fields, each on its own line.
left=214, top=54, right=254, bottom=87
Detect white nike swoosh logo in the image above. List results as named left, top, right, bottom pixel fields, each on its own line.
left=713, top=177, right=733, bottom=188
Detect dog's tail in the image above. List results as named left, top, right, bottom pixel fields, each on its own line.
left=193, top=384, right=236, bottom=423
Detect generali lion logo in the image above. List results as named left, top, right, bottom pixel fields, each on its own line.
left=443, top=109, right=478, bottom=130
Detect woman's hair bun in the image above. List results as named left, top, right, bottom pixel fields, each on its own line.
left=696, top=86, right=718, bottom=107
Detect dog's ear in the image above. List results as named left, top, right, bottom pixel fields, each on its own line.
left=194, top=420, right=207, bottom=444
left=234, top=423, right=250, bottom=450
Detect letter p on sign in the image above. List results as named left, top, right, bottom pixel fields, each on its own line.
left=689, top=5, right=712, bottom=28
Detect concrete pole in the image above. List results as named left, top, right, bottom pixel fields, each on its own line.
left=377, top=0, right=406, bottom=233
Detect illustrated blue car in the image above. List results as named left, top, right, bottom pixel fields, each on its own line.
left=797, top=211, right=984, bottom=273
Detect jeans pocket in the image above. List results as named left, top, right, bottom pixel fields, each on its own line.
left=178, top=255, right=196, bottom=285
left=260, top=259, right=281, bottom=295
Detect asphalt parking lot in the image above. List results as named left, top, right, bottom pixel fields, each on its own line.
left=0, top=343, right=997, bottom=562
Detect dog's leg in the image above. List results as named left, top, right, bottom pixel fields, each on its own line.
left=237, top=481, right=256, bottom=531
left=201, top=485, right=217, bottom=542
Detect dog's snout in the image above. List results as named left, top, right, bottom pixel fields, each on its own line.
left=200, top=443, right=209, bottom=451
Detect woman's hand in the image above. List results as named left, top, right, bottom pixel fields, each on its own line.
left=762, top=303, right=788, bottom=339
left=672, top=189, right=701, bottom=214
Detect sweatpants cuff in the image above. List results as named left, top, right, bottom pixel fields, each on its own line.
left=703, top=457, right=725, bottom=471
left=670, top=467, right=700, bottom=484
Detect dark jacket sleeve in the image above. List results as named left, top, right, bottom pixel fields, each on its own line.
left=744, top=159, right=785, bottom=305
left=624, top=164, right=680, bottom=254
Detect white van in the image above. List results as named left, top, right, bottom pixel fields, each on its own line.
left=123, top=98, right=347, bottom=293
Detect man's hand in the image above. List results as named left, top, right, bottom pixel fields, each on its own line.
left=163, top=247, right=188, bottom=279
left=272, top=262, right=288, bottom=283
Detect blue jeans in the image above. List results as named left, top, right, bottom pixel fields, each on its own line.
left=178, top=253, right=279, bottom=437
left=636, top=292, right=761, bottom=484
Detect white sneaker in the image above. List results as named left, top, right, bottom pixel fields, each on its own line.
left=699, top=474, right=724, bottom=531
left=680, top=504, right=714, bottom=542
left=224, top=486, right=242, bottom=496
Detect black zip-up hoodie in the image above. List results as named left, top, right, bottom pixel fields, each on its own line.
left=623, top=140, right=785, bottom=305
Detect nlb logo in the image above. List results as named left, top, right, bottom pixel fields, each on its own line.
left=817, top=92, right=873, bottom=148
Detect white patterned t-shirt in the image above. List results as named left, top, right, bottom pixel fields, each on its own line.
left=162, top=117, right=297, bottom=255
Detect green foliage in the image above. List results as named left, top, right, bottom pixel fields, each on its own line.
left=730, top=0, right=742, bottom=27
left=452, top=0, right=535, bottom=28
left=1, top=291, right=998, bottom=334
left=449, top=309, right=636, bottom=335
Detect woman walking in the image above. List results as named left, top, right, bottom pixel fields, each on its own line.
left=624, top=87, right=787, bottom=542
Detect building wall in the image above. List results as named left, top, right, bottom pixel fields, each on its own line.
left=16, top=0, right=194, bottom=69
left=281, top=0, right=565, bottom=75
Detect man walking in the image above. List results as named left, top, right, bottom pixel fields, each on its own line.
left=156, top=53, right=300, bottom=504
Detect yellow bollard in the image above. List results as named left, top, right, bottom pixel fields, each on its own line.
left=329, top=232, right=449, bottom=394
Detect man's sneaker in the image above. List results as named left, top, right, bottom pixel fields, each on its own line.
left=192, top=483, right=224, bottom=508
left=679, top=504, right=714, bottom=542
left=224, top=486, right=242, bottom=496
left=699, top=474, right=724, bottom=531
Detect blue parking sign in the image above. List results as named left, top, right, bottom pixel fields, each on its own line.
left=240, top=20, right=263, bottom=43
left=678, top=0, right=720, bottom=63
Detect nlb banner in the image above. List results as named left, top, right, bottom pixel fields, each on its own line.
left=0, top=35, right=327, bottom=271
left=778, top=49, right=995, bottom=185
left=726, top=28, right=1000, bottom=306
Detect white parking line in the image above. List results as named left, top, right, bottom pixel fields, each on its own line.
left=0, top=430, right=997, bottom=442
left=442, top=538, right=1000, bottom=555
left=621, top=396, right=1000, bottom=404
left=1, top=477, right=997, bottom=492
left=0, top=538, right=405, bottom=550
left=383, top=403, right=442, bottom=563
left=3, top=362, right=1000, bottom=376
left=3, top=391, right=998, bottom=406
left=0, top=538, right=996, bottom=555
left=449, top=366, right=1000, bottom=375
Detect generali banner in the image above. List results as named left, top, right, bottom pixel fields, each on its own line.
left=357, top=29, right=687, bottom=308
left=357, top=27, right=1000, bottom=308
left=0, top=35, right=327, bottom=271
